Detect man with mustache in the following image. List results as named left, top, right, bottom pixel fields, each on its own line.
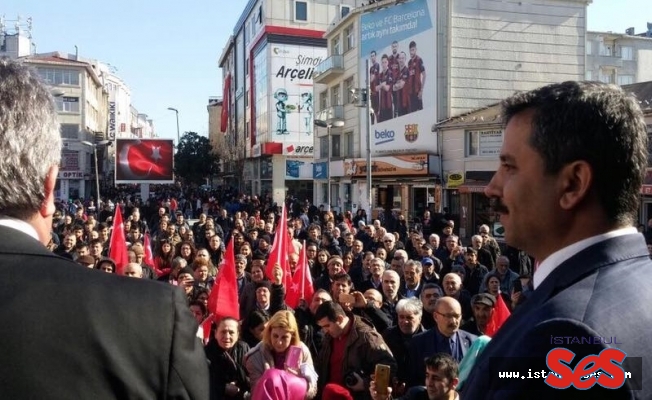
left=407, top=297, right=476, bottom=388
left=463, top=81, right=652, bottom=398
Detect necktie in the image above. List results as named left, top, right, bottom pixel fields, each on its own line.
left=450, top=337, right=458, bottom=361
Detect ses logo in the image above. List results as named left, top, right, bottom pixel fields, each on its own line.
left=545, top=348, right=629, bottom=390
left=375, top=129, right=395, bottom=146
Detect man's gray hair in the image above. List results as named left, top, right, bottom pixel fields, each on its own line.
left=0, top=59, right=61, bottom=218
left=404, top=259, right=423, bottom=274
left=395, top=298, right=423, bottom=318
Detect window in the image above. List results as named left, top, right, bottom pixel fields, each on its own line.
left=345, top=131, right=354, bottom=157
left=599, top=42, right=612, bottom=56
left=621, top=46, right=633, bottom=60
left=322, top=183, right=328, bottom=204
left=332, top=134, right=341, bottom=157
left=245, top=21, right=251, bottom=45
left=344, top=25, right=356, bottom=52
left=294, top=1, right=308, bottom=22
left=585, top=70, right=593, bottom=80
left=466, top=129, right=503, bottom=157
left=320, top=90, right=328, bottom=110
left=38, top=68, right=80, bottom=86
left=245, top=90, right=249, bottom=108
left=331, top=84, right=341, bottom=107
left=55, top=96, right=80, bottom=113
left=586, top=39, right=592, bottom=55
left=245, top=58, right=250, bottom=76
left=599, top=70, right=614, bottom=84
left=320, top=136, right=328, bottom=158
left=332, top=36, right=341, bottom=55
left=60, top=124, right=79, bottom=139
left=617, top=75, right=634, bottom=85
left=341, top=6, right=351, bottom=18
left=344, top=76, right=355, bottom=104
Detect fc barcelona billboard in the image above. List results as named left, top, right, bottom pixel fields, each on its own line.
left=115, top=139, right=174, bottom=184
left=359, top=0, right=437, bottom=156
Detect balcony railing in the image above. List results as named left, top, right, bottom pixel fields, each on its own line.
left=315, top=105, right=345, bottom=123
left=313, top=55, right=344, bottom=84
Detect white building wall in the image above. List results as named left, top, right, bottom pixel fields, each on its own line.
left=449, top=0, right=588, bottom=116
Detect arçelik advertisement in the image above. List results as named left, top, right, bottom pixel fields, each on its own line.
left=270, top=44, right=327, bottom=148
left=359, top=0, right=437, bottom=156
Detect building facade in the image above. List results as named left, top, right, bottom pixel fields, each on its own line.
left=313, top=0, right=589, bottom=222
left=586, top=27, right=652, bottom=85
left=219, top=0, right=358, bottom=205
left=23, top=52, right=109, bottom=201
left=207, top=96, right=227, bottom=187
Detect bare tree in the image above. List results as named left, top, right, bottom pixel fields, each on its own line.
left=212, top=133, right=246, bottom=191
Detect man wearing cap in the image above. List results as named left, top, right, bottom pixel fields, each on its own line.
left=461, top=247, right=488, bottom=296
left=315, top=256, right=345, bottom=293
left=461, top=293, right=495, bottom=336
left=76, top=255, right=97, bottom=268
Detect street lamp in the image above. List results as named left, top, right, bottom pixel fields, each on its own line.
left=81, top=139, right=110, bottom=207
left=352, top=59, right=374, bottom=218
left=315, top=117, right=345, bottom=212
left=50, top=88, right=66, bottom=97
left=167, top=107, right=180, bottom=145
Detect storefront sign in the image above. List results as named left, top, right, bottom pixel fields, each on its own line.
left=108, top=101, right=116, bottom=140
left=476, top=129, right=503, bottom=156
left=343, top=154, right=430, bottom=177
left=447, top=172, right=464, bottom=188
left=313, top=162, right=328, bottom=179
left=251, top=143, right=262, bottom=158
left=57, top=171, right=84, bottom=180
left=285, top=144, right=314, bottom=156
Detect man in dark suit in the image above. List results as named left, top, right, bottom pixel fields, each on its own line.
left=408, top=297, right=476, bottom=388
left=462, top=81, right=652, bottom=399
left=0, top=59, right=208, bottom=398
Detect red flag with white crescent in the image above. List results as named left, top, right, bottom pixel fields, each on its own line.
left=207, top=237, right=239, bottom=321
left=108, top=206, right=129, bottom=275
left=115, top=139, right=174, bottom=183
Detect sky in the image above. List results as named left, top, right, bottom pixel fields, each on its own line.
left=1, top=0, right=649, bottom=141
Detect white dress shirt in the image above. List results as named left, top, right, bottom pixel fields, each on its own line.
left=533, top=227, right=638, bottom=289
left=0, top=216, right=40, bottom=242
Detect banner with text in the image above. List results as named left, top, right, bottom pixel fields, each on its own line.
left=359, top=0, right=437, bottom=156
left=269, top=44, right=326, bottom=148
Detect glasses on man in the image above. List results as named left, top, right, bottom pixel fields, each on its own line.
left=435, top=311, right=462, bottom=320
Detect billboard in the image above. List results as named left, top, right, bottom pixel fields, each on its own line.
left=359, top=0, right=436, bottom=156
left=286, top=159, right=313, bottom=180
left=269, top=44, right=326, bottom=147
left=115, top=139, right=174, bottom=184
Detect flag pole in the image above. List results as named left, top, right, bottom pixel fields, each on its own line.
left=276, top=203, right=284, bottom=267
left=300, top=240, right=306, bottom=299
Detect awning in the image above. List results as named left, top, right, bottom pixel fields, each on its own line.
left=456, top=183, right=488, bottom=194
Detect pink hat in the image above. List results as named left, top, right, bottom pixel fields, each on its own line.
left=251, top=369, right=308, bottom=400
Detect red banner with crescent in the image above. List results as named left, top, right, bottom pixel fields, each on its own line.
left=114, top=139, right=174, bottom=184
left=220, top=73, right=231, bottom=133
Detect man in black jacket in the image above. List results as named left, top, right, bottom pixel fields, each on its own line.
left=0, top=59, right=208, bottom=399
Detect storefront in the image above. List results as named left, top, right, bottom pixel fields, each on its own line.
left=314, top=154, right=442, bottom=219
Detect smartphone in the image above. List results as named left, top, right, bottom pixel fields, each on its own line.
left=512, top=279, right=523, bottom=293
left=339, top=293, right=356, bottom=304
left=285, top=345, right=302, bottom=370
left=374, top=364, right=391, bottom=396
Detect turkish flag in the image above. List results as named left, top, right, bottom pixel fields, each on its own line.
left=115, top=139, right=174, bottom=183
left=143, top=233, right=157, bottom=274
left=207, top=237, right=240, bottom=321
left=265, top=204, right=292, bottom=288
left=286, top=241, right=314, bottom=309
left=485, top=293, right=512, bottom=337
left=108, top=206, right=129, bottom=275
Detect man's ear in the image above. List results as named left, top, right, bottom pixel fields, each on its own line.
left=40, top=165, right=59, bottom=218
left=451, top=377, right=460, bottom=389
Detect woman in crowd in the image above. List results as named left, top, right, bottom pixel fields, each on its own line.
left=177, top=240, right=196, bottom=265
left=241, top=310, right=269, bottom=348
left=483, top=274, right=512, bottom=309
left=244, top=310, right=317, bottom=399
left=154, top=238, right=175, bottom=275
left=205, top=317, right=250, bottom=399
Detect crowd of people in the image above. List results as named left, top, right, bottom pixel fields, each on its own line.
left=3, top=59, right=651, bottom=399
left=51, top=184, right=535, bottom=399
